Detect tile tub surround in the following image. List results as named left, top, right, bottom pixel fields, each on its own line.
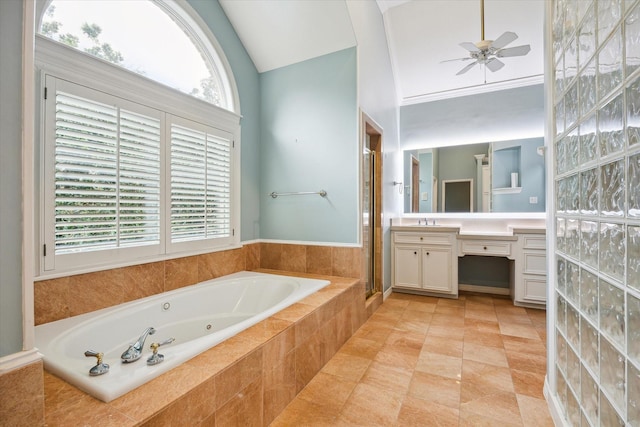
left=34, top=242, right=363, bottom=325
left=41, top=272, right=366, bottom=426
left=0, top=359, right=45, bottom=426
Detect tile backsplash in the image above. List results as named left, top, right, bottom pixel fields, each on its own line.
left=34, top=242, right=363, bottom=325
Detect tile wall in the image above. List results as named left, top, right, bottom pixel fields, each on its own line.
left=34, top=242, right=363, bottom=325
left=552, top=0, right=640, bottom=424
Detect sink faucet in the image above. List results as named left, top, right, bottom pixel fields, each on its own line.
left=121, top=327, right=156, bottom=363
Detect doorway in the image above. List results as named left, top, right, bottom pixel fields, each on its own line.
left=361, top=112, right=383, bottom=299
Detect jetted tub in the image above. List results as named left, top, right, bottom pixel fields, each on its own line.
left=35, top=271, right=330, bottom=402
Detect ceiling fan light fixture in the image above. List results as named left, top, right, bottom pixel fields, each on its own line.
left=441, top=0, right=531, bottom=76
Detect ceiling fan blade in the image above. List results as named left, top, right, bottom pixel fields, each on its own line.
left=459, top=42, right=480, bottom=52
left=440, top=57, right=474, bottom=63
left=490, top=31, right=518, bottom=49
left=496, top=44, right=531, bottom=57
left=485, top=58, right=505, bottom=72
left=456, top=61, right=478, bottom=75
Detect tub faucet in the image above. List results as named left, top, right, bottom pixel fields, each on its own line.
left=121, top=327, right=156, bottom=363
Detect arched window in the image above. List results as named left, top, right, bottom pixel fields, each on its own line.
left=37, top=0, right=237, bottom=112
left=34, top=0, right=241, bottom=276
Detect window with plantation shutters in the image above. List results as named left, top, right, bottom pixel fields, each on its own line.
left=42, top=74, right=237, bottom=274
left=53, top=90, right=161, bottom=254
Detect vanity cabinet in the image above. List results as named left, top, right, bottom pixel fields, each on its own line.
left=512, top=232, right=547, bottom=307
left=392, top=231, right=458, bottom=296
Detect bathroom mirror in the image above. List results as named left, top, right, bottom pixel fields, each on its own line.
left=403, top=137, right=545, bottom=213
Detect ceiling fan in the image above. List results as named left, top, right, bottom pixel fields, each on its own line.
left=442, top=0, right=531, bottom=75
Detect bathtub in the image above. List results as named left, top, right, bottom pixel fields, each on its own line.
left=35, top=271, right=330, bottom=403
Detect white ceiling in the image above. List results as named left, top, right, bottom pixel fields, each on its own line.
left=219, top=0, right=544, bottom=105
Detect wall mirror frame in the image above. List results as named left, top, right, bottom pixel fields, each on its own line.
left=402, top=137, right=546, bottom=215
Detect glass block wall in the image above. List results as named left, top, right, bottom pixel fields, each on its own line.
left=552, top=0, right=640, bottom=425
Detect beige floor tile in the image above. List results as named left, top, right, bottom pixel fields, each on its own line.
left=465, top=308, right=499, bottom=322
left=422, top=335, right=464, bottom=358
left=415, top=351, right=463, bottom=380
left=460, top=359, right=515, bottom=402
left=502, top=335, right=546, bottom=355
left=460, top=391, right=523, bottom=425
left=296, top=371, right=357, bottom=413
left=459, top=409, right=523, bottom=426
left=358, top=361, right=412, bottom=396
left=499, top=322, right=541, bottom=339
left=408, top=371, right=461, bottom=409
left=505, top=350, right=547, bottom=374
left=511, top=369, right=546, bottom=399
left=427, top=324, right=465, bottom=339
left=397, top=395, right=460, bottom=426
left=517, top=394, right=555, bottom=427
left=463, top=342, right=509, bottom=367
left=338, top=382, right=404, bottom=426
left=463, top=330, right=504, bottom=348
left=320, top=352, right=372, bottom=383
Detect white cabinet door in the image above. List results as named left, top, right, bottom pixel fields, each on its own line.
left=421, top=247, right=452, bottom=293
left=394, top=246, right=421, bottom=288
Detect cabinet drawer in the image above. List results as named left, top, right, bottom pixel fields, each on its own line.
left=393, top=232, right=453, bottom=246
left=522, top=235, right=546, bottom=250
left=523, top=276, right=547, bottom=302
left=524, top=252, right=547, bottom=275
left=460, top=240, right=511, bottom=257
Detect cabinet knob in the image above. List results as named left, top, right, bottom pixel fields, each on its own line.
left=414, top=251, right=417, bottom=255
left=484, top=246, right=487, bottom=250
left=426, top=252, right=430, bottom=255
left=420, top=237, right=423, bottom=240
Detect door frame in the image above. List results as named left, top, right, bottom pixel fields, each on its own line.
left=360, top=111, right=383, bottom=297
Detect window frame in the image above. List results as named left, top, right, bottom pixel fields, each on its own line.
left=36, top=35, right=241, bottom=278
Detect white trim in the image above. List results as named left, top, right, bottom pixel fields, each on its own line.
left=458, top=284, right=510, bottom=295
left=401, top=74, right=544, bottom=105
left=544, top=377, right=569, bottom=426
left=383, top=285, right=393, bottom=300
left=247, top=238, right=361, bottom=248
left=22, top=0, right=36, bottom=352
left=543, top=0, right=557, bottom=396
left=0, top=349, right=42, bottom=374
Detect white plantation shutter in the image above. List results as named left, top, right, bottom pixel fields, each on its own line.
left=118, top=110, right=161, bottom=246
left=170, top=119, right=231, bottom=244
left=42, top=75, right=237, bottom=274
left=53, top=91, right=119, bottom=253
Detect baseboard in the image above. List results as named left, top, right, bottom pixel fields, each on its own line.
left=544, top=376, right=568, bottom=426
left=383, top=286, right=393, bottom=300
left=458, top=283, right=510, bottom=295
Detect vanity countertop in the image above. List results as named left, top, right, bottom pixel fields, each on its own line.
left=511, top=227, right=546, bottom=234
left=390, top=225, right=460, bottom=233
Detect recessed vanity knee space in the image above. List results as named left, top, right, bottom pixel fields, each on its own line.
left=391, top=216, right=547, bottom=308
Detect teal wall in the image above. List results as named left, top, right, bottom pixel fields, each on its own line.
left=492, top=137, right=545, bottom=212
left=436, top=143, right=489, bottom=212
left=188, top=0, right=261, bottom=241
left=259, top=48, right=358, bottom=243
left=0, top=0, right=24, bottom=357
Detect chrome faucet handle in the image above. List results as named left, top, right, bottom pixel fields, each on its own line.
left=84, top=350, right=110, bottom=376
left=121, top=327, right=156, bottom=363
left=147, top=338, right=175, bottom=366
